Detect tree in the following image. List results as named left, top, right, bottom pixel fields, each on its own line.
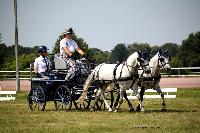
left=127, top=43, right=151, bottom=56
left=178, top=32, right=200, bottom=67
left=0, top=33, right=2, bottom=43
left=161, top=43, right=179, bottom=57
left=83, top=48, right=110, bottom=64
left=109, top=43, right=128, bottom=63
left=151, top=45, right=160, bottom=56
left=0, top=43, right=7, bottom=69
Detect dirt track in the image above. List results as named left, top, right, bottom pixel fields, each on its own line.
left=0, top=77, right=200, bottom=91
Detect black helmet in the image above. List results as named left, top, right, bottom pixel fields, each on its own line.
left=37, top=45, right=48, bottom=53
left=64, top=27, right=74, bottom=35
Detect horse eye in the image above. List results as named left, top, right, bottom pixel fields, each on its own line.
left=160, top=58, right=164, bottom=62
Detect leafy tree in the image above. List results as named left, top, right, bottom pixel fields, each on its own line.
left=161, top=43, right=179, bottom=57
left=109, top=43, right=128, bottom=63
left=85, top=48, right=109, bottom=64
left=178, top=32, right=200, bottom=67
left=0, top=43, right=7, bottom=69
left=151, top=45, right=160, bottom=56
left=0, top=33, right=2, bottom=43
left=127, top=43, right=151, bottom=56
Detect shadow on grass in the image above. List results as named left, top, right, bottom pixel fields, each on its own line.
left=142, top=109, right=198, bottom=113
left=43, top=108, right=198, bottom=113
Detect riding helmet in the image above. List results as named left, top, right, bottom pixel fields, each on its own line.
left=37, top=45, right=49, bottom=53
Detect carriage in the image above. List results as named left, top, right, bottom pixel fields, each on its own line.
left=27, top=54, right=114, bottom=111
left=27, top=50, right=170, bottom=112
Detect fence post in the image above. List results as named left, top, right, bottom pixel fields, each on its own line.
left=14, top=0, right=20, bottom=92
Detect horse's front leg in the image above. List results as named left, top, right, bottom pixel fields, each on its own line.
left=155, top=86, right=166, bottom=112
left=114, top=89, right=124, bottom=112
left=114, top=92, right=134, bottom=112
left=137, top=86, right=145, bottom=112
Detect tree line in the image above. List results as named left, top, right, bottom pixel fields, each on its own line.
left=0, top=31, right=200, bottom=71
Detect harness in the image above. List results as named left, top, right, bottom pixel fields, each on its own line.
left=113, top=61, right=139, bottom=90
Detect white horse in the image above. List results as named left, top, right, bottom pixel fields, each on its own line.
left=136, top=49, right=171, bottom=112
left=76, top=52, right=151, bottom=112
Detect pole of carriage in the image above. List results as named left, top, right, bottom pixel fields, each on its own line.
left=14, top=0, right=20, bottom=91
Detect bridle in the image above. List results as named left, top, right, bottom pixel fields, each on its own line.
left=158, top=55, right=170, bottom=70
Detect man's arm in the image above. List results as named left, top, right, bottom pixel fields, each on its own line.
left=63, top=46, right=73, bottom=57
left=33, top=60, right=38, bottom=73
left=76, top=47, right=84, bottom=56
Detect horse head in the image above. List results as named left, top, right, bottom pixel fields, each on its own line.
left=137, top=51, right=151, bottom=74
left=158, top=49, right=171, bottom=72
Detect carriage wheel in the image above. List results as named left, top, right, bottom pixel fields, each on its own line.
left=27, top=86, right=46, bottom=111
left=96, top=91, right=114, bottom=110
left=54, top=85, right=72, bottom=111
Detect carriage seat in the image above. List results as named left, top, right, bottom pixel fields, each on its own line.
left=54, top=54, right=69, bottom=70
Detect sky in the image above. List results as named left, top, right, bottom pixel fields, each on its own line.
left=0, top=0, right=200, bottom=52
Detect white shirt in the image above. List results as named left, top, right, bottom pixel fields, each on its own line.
left=34, top=56, right=50, bottom=73
left=60, top=38, right=78, bottom=57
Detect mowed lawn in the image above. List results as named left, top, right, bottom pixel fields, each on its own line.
left=0, top=88, right=200, bottom=133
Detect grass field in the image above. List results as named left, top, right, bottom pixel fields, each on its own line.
left=0, top=88, right=200, bottom=133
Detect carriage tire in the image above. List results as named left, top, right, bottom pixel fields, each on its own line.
left=54, top=85, right=72, bottom=111
left=27, top=86, right=46, bottom=111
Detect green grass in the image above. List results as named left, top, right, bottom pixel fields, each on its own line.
left=0, top=88, right=200, bottom=133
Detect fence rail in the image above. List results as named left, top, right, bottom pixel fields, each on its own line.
left=0, top=67, right=200, bottom=80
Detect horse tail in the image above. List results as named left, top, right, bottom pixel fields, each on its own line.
left=76, top=65, right=102, bottom=103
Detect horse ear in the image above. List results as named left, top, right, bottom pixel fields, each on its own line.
left=159, top=49, right=162, bottom=54
left=137, top=51, right=142, bottom=57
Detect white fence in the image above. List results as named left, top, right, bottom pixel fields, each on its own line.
left=126, top=88, right=177, bottom=99
left=0, top=67, right=200, bottom=80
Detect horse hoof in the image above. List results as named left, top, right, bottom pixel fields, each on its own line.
left=141, top=107, right=145, bottom=112
left=90, top=108, right=95, bottom=112
left=136, top=105, right=141, bottom=112
left=161, top=109, right=166, bottom=112
left=108, top=108, right=113, bottom=112
left=114, top=110, right=118, bottom=113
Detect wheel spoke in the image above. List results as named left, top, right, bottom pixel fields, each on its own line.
left=28, top=86, right=45, bottom=111
left=54, top=85, right=71, bottom=111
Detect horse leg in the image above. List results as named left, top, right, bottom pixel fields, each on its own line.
left=91, top=89, right=101, bottom=111
left=114, top=89, right=124, bottom=112
left=155, top=86, right=166, bottom=112
left=100, top=86, right=113, bottom=112
left=124, top=91, right=134, bottom=111
left=137, top=86, right=145, bottom=112
left=114, top=92, right=120, bottom=108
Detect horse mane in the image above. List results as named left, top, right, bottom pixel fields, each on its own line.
left=126, top=52, right=138, bottom=66
left=150, top=52, right=159, bottom=67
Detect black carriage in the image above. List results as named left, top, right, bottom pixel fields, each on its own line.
left=27, top=54, right=114, bottom=111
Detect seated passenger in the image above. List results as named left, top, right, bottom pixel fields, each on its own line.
left=34, top=45, right=51, bottom=78
left=60, top=27, right=85, bottom=79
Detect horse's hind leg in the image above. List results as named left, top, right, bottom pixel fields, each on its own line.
left=114, top=92, right=120, bottom=108
left=100, top=86, right=112, bottom=112
left=114, top=89, right=125, bottom=112
left=91, top=89, right=101, bottom=111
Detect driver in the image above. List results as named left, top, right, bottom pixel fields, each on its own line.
left=60, top=27, right=85, bottom=79
left=34, top=45, right=51, bottom=78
